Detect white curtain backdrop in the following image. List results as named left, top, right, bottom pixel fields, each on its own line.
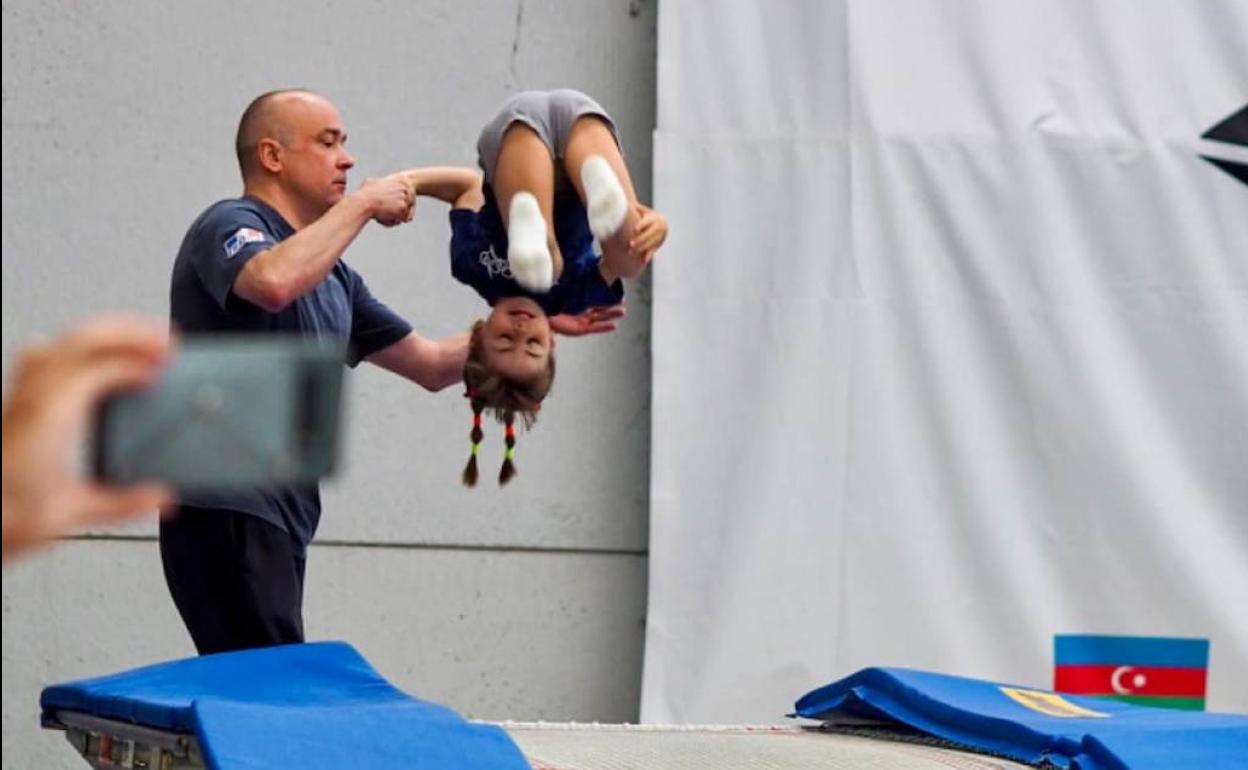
left=643, top=0, right=1248, bottom=723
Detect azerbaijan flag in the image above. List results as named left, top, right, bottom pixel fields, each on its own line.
left=1054, top=634, right=1209, bottom=711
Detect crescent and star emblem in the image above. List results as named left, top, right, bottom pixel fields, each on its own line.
left=1110, top=666, right=1147, bottom=694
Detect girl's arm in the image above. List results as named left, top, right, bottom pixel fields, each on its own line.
left=400, top=167, right=485, bottom=211
left=599, top=202, right=668, bottom=283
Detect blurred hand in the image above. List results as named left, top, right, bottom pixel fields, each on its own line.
left=549, top=304, right=627, bottom=336
left=2, top=316, right=175, bottom=562
left=360, top=174, right=416, bottom=227
left=628, top=204, right=668, bottom=267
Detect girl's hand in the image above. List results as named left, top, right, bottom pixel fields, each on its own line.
left=628, top=204, right=668, bottom=266
left=549, top=304, right=627, bottom=336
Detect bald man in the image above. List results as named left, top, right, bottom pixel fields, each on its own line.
left=162, top=89, right=466, bottom=655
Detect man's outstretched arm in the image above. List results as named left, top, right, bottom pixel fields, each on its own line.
left=365, top=330, right=471, bottom=392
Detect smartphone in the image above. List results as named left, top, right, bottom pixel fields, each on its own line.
left=92, top=336, right=347, bottom=489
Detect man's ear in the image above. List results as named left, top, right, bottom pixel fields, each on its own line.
left=257, top=138, right=283, bottom=174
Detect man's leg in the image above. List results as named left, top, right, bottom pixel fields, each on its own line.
left=159, top=506, right=305, bottom=655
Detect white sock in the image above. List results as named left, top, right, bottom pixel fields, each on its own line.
left=507, top=192, right=554, bottom=292
left=581, top=155, right=629, bottom=244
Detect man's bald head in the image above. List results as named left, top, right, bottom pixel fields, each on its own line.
left=235, top=89, right=326, bottom=179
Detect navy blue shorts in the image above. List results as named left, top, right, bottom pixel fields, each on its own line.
left=160, top=506, right=306, bottom=655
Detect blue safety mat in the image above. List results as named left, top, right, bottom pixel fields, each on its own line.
left=794, top=667, right=1248, bottom=770
left=41, top=641, right=529, bottom=770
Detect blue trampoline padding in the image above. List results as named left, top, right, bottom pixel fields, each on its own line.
left=40, top=641, right=529, bottom=770
left=794, top=668, right=1248, bottom=770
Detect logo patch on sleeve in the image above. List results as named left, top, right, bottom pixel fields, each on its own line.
left=223, top=227, right=268, bottom=259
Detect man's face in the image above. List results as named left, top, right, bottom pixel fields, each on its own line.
left=275, top=94, right=355, bottom=216
left=482, top=297, right=554, bottom=384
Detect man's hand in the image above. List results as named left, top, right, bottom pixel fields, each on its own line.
left=628, top=204, right=668, bottom=268
left=359, top=174, right=416, bottom=227
left=549, top=304, right=627, bottom=336
left=2, top=316, right=175, bottom=561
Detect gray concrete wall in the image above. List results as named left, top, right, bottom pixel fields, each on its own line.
left=1, top=1, right=655, bottom=766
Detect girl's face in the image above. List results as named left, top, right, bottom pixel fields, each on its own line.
left=482, top=297, right=553, bottom=383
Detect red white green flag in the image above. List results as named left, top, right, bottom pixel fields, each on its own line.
left=1054, top=634, right=1209, bottom=711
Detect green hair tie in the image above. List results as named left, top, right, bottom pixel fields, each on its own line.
left=504, top=447, right=515, bottom=461
left=471, top=444, right=480, bottom=455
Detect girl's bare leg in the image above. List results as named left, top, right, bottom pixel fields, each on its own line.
left=494, top=122, right=563, bottom=288
left=564, top=116, right=644, bottom=280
